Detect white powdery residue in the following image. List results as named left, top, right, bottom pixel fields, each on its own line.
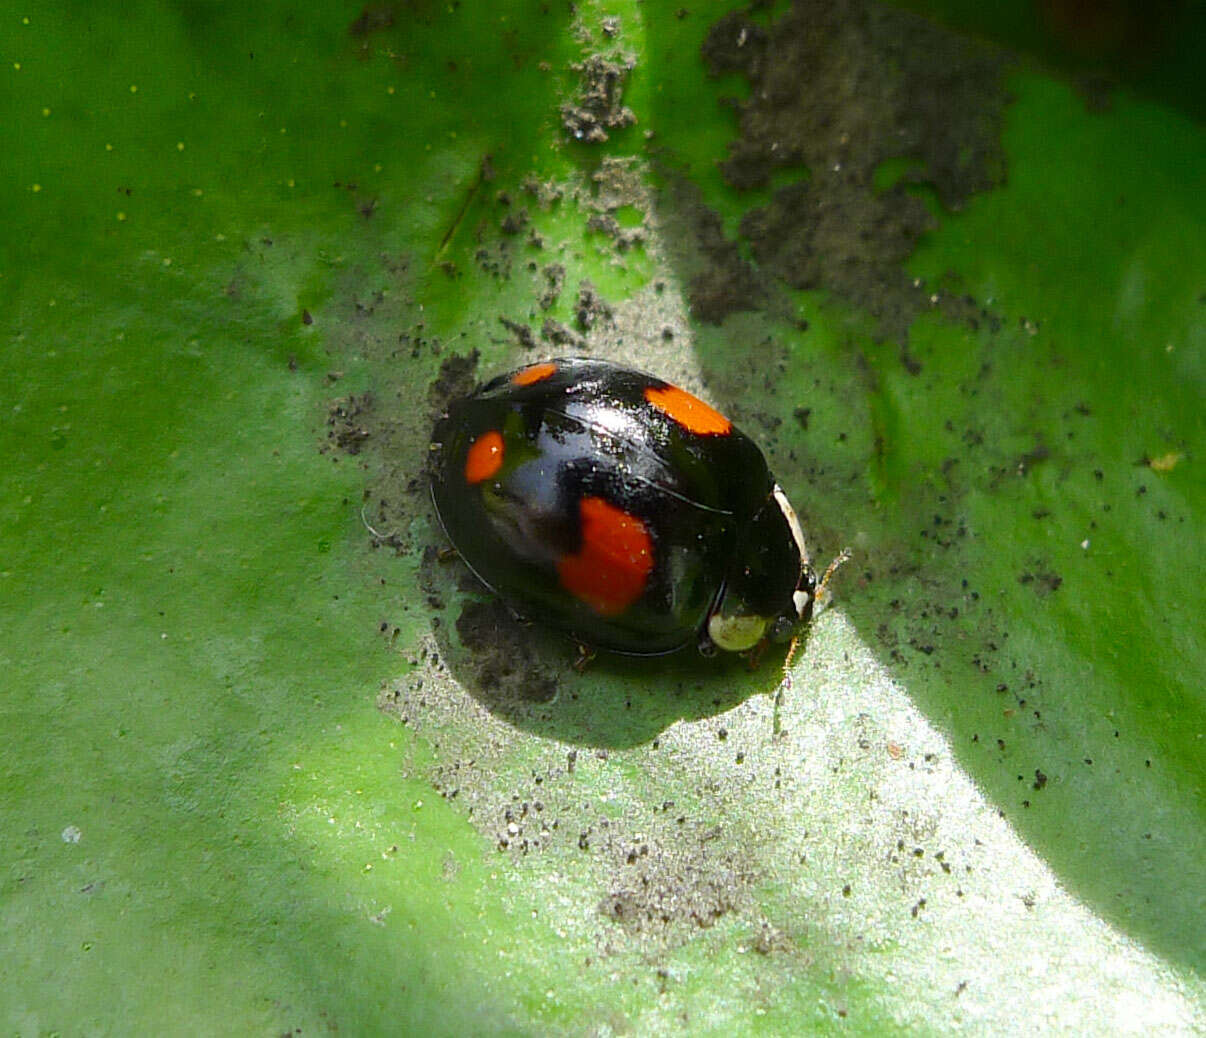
left=581, top=280, right=702, bottom=395
left=653, top=611, right=1201, bottom=1035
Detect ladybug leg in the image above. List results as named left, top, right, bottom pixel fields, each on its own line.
left=770, top=635, right=802, bottom=737
left=505, top=603, right=532, bottom=626
left=745, top=638, right=769, bottom=671
left=812, top=548, right=852, bottom=614
left=572, top=641, right=597, bottom=673
left=783, top=632, right=801, bottom=671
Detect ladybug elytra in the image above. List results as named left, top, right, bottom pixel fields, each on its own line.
left=430, top=358, right=844, bottom=658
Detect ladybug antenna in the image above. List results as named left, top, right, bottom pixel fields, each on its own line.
left=812, top=547, right=853, bottom=615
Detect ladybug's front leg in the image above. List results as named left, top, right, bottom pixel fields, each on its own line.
left=573, top=641, right=597, bottom=673
left=744, top=638, right=769, bottom=671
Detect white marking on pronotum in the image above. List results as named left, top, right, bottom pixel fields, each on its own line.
left=772, top=482, right=809, bottom=564
left=772, top=483, right=812, bottom=620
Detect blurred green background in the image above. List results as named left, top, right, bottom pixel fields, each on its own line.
left=2, top=0, right=1202, bottom=1032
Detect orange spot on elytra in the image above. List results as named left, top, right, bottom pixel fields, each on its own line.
left=644, top=384, right=732, bottom=435
left=464, top=429, right=504, bottom=484
left=558, top=497, right=653, bottom=616
left=512, top=361, right=558, bottom=386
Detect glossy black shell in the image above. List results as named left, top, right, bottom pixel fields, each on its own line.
left=429, top=358, right=801, bottom=655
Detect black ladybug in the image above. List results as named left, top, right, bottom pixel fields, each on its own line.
left=430, top=358, right=846, bottom=657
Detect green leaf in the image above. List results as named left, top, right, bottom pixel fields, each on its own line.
left=2, top=0, right=1202, bottom=1032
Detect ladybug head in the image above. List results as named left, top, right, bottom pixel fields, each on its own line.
left=706, top=485, right=814, bottom=653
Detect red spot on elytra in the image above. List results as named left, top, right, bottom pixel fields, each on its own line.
left=512, top=361, right=558, bottom=386
left=558, top=496, right=653, bottom=616
left=464, top=429, right=504, bottom=484
left=644, top=383, right=732, bottom=435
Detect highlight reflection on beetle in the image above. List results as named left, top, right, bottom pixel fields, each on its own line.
left=431, top=358, right=847, bottom=661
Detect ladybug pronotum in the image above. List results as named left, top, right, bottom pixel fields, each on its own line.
left=430, top=358, right=846, bottom=658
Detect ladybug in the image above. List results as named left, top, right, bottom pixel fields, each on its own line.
left=430, top=358, right=845, bottom=658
